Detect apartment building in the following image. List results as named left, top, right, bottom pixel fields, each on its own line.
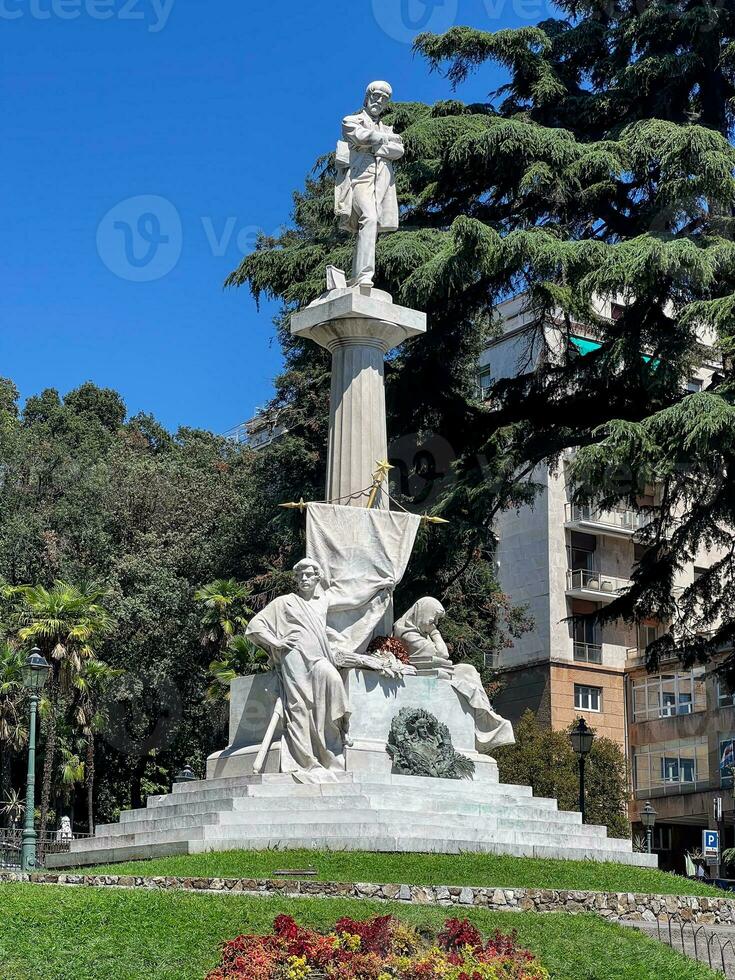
left=225, top=408, right=286, bottom=449
left=484, top=295, right=729, bottom=872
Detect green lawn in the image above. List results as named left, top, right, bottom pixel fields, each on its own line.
left=0, top=885, right=719, bottom=980
left=73, top=847, right=723, bottom=897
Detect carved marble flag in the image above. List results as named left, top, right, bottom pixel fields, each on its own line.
left=306, top=502, right=420, bottom=657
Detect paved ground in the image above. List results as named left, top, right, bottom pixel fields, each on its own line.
left=620, top=920, right=735, bottom=977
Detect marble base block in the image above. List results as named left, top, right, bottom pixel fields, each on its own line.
left=206, top=669, right=496, bottom=782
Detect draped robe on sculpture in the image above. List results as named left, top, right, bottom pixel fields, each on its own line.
left=246, top=503, right=421, bottom=776
left=246, top=590, right=350, bottom=773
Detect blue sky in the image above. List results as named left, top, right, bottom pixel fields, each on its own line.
left=2, top=0, right=532, bottom=433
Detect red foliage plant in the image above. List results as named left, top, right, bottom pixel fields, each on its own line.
left=206, top=914, right=549, bottom=980
left=436, top=918, right=483, bottom=951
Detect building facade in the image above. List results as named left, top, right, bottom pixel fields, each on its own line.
left=483, top=295, right=729, bottom=873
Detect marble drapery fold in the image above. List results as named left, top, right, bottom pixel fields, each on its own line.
left=245, top=590, right=350, bottom=774
left=451, top=663, right=516, bottom=752
left=306, top=502, right=421, bottom=658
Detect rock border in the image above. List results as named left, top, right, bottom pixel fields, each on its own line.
left=0, top=872, right=732, bottom=924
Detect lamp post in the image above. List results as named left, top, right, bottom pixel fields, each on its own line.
left=569, top=717, right=595, bottom=824
left=640, top=800, right=657, bottom=855
left=20, top=648, right=50, bottom=872
left=174, top=765, right=197, bottom=785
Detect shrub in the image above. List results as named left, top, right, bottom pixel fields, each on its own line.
left=207, top=914, right=549, bottom=980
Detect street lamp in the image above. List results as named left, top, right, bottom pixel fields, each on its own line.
left=20, top=648, right=50, bottom=872
left=174, top=765, right=197, bottom=784
left=569, top=717, right=595, bottom=824
left=641, top=800, right=657, bottom=855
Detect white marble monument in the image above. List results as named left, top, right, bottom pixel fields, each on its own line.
left=45, top=82, right=658, bottom=870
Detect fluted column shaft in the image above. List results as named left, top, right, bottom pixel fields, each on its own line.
left=325, top=325, right=388, bottom=508
left=290, top=288, right=426, bottom=510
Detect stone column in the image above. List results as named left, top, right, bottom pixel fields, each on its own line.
left=291, top=287, right=426, bottom=508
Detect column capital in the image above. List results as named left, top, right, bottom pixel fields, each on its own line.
left=291, top=286, right=426, bottom=354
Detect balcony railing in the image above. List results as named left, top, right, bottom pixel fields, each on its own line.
left=573, top=641, right=603, bottom=664
left=566, top=568, right=632, bottom=597
left=565, top=503, right=648, bottom=534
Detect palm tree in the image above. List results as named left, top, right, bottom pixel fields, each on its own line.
left=72, top=659, right=122, bottom=833
left=195, top=579, right=251, bottom=650
left=3, top=581, right=112, bottom=839
left=0, top=788, right=24, bottom=829
left=0, top=642, right=28, bottom=809
left=206, top=635, right=268, bottom=703
left=56, top=738, right=84, bottom=805
left=195, top=580, right=268, bottom=706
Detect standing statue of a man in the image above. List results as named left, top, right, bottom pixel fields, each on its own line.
left=335, top=80, right=405, bottom=288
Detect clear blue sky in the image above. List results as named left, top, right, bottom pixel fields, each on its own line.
left=2, top=0, right=528, bottom=433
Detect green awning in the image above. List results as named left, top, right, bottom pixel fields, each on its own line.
left=570, top=335, right=658, bottom=367
left=570, top=336, right=601, bottom=356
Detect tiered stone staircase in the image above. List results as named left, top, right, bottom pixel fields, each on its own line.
left=47, top=772, right=657, bottom=868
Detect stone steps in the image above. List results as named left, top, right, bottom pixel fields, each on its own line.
left=45, top=771, right=658, bottom=870
left=49, top=833, right=656, bottom=869
left=141, top=788, right=561, bottom=820
left=97, top=805, right=595, bottom=841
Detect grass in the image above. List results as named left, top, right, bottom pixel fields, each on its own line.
left=0, top=885, right=720, bottom=980
left=72, top=847, right=724, bottom=897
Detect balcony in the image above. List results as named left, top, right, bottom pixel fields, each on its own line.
left=573, top=641, right=603, bottom=664
left=566, top=568, right=632, bottom=602
left=564, top=503, right=648, bottom=539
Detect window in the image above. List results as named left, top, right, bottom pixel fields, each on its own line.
left=653, top=826, right=673, bottom=851
left=568, top=531, right=597, bottom=574
left=661, top=758, right=696, bottom=783
left=633, top=737, right=708, bottom=794
left=638, top=624, right=659, bottom=653
left=720, top=737, right=735, bottom=788
left=610, top=303, right=625, bottom=321
left=632, top=669, right=705, bottom=721
left=575, top=684, right=602, bottom=712
left=686, top=378, right=703, bottom=393
left=477, top=367, right=494, bottom=399
left=718, top=680, right=735, bottom=709
left=693, top=566, right=707, bottom=583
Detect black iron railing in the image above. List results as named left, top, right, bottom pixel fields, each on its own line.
left=0, top=827, right=93, bottom=869
left=652, top=912, right=735, bottom=977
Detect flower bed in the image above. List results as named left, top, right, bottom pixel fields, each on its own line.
left=206, top=914, right=549, bottom=980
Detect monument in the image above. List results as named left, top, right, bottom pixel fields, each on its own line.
left=47, top=83, right=658, bottom=868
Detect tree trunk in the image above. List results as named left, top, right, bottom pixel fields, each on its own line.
left=38, top=702, right=58, bottom=843
left=85, top=735, right=95, bottom=835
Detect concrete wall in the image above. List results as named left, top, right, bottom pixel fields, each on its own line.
left=546, top=466, right=572, bottom=662
left=495, top=467, right=552, bottom=669
left=479, top=324, right=543, bottom=381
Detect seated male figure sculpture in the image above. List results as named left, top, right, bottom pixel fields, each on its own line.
left=245, top=558, right=398, bottom=775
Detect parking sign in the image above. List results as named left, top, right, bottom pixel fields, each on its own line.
left=703, top=829, right=720, bottom=861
